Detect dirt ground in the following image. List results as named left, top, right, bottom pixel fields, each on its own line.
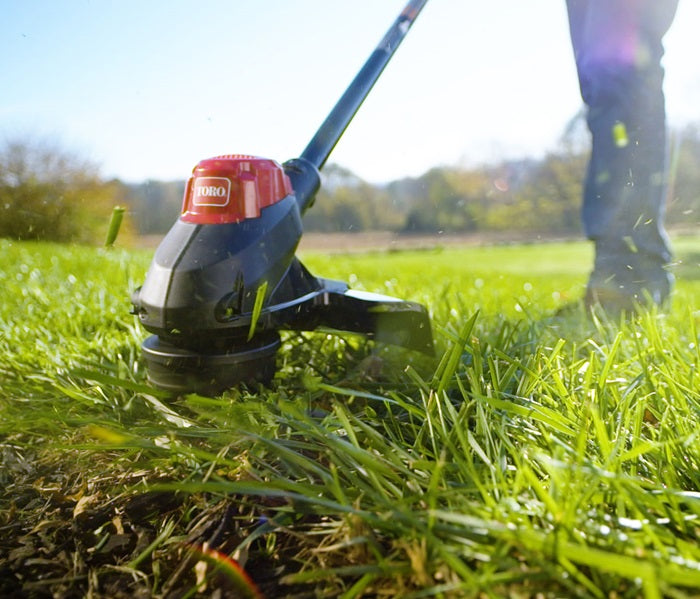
left=136, top=226, right=699, bottom=253
left=135, top=231, right=581, bottom=253
left=297, top=230, right=578, bottom=252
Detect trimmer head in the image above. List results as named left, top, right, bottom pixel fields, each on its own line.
left=131, top=1, right=432, bottom=394
left=141, top=332, right=281, bottom=394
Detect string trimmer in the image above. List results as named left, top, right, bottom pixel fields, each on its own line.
left=131, top=0, right=433, bottom=393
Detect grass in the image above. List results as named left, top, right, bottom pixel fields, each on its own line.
left=0, top=235, right=699, bottom=597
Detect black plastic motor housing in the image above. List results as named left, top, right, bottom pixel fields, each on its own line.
left=132, top=194, right=308, bottom=349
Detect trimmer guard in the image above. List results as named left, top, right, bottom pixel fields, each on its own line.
left=140, top=258, right=432, bottom=394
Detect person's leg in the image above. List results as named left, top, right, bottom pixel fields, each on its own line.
left=566, top=0, right=678, bottom=310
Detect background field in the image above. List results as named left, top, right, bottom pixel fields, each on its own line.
left=0, top=235, right=698, bottom=597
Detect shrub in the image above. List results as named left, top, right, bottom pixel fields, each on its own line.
left=0, top=137, right=123, bottom=243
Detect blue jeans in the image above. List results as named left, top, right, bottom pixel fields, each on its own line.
left=566, top=0, right=678, bottom=286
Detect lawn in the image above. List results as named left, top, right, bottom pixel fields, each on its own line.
left=0, top=235, right=699, bottom=597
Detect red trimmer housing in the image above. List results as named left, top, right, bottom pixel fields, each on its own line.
left=181, top=156, right=293, bottom=224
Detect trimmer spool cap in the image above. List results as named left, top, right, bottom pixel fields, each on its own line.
left=180, top=155, right=293, bottom=225
left=141, top=332, right=281, bottom=394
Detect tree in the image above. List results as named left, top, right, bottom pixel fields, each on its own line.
left=0, top=137, right=123, bottom=243
left=126, top=179, right=185, bottom=235
left=302, top=163, right=402, bottom=232
left=512, top=150, right=586, bottom=233
left=403, top=167, right=489, bottom=233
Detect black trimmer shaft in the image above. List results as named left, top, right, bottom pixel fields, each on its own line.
left=299, top=1, right=427, bottom=197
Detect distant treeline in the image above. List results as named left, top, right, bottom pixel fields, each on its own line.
left=2, top=124, right=699, bottom=243
left=125, top=125, right=700, bottom=237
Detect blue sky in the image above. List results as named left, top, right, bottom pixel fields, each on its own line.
left=3, top=1, right=700, bottom=184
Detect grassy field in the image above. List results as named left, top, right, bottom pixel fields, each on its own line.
left=0, top=235, right=699, bottom=598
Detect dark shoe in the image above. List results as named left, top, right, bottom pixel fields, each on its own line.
left=584, top=268, right=673, bottom=314
left=585, top=237, right=673, bottom=315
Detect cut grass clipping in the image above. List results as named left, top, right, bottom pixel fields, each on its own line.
left=0, top=236, right=698, bottom=597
